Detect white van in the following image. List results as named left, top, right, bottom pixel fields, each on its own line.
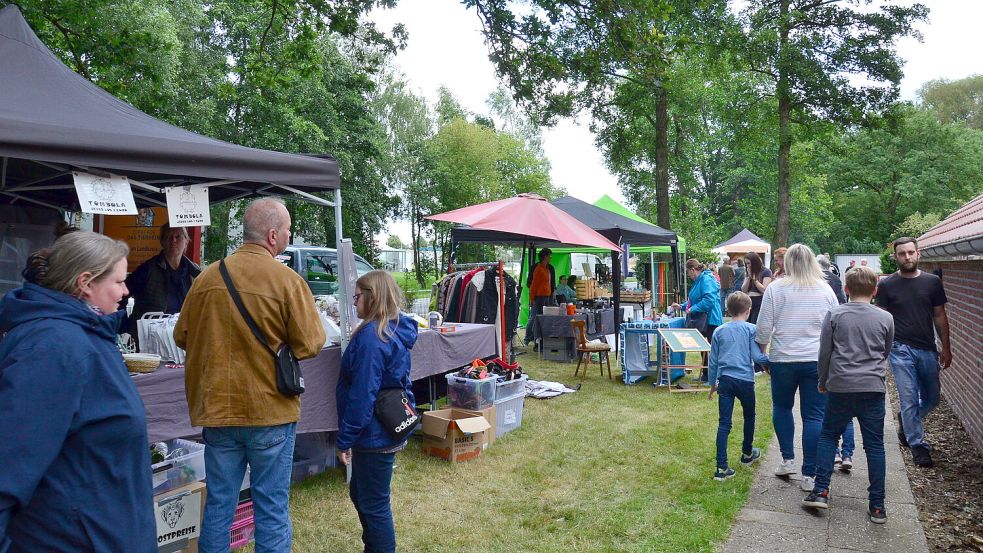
left=569, top=253, right=609, bottom=279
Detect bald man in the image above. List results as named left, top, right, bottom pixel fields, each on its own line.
left=175, top=198, right=325, bottom=553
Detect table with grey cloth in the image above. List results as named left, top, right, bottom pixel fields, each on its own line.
left=135, top=322, right=497, bottom=442
left=533, top=308, right=615, bottom=340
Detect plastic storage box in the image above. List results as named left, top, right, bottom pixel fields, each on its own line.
left=151, top=438, right=206, bottom=495
left=493, top=392, right=525, bottom=437
left=446, top=373, right=498, bottom=410
left=494, top=374, right=528, bottom=401
left=230, top=500, right=255, bottom=550
left=542, top=337, right=575, bottom=362
left=291, top=456, right=330, bottom=484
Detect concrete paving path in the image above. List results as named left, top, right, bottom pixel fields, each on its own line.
left=724, top=393, right=930, bottom=553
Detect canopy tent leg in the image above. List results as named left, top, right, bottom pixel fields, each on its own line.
left=612, top=248, right=621, bottom=361
left=334, top=188, right=350, bottom=349
left=650, top=252, right=656, bottom=313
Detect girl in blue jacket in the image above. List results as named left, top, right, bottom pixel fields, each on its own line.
left=336, top=270, right=417, bottom=553
left=0, top=232, right=155, bottom=553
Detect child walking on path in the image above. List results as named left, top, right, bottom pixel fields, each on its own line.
left=804, top=266, right=895, bottom=524
left=708, top=292, right=769, bottom=481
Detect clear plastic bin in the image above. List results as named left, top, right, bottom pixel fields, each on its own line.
left=291, top=456, right=330, bottom=484
left=494, top=374, right=528, bottom=401
left=446, top=373, right=498, bottom=410
left=493, top=392, right=525, bottom=438
left=151, top=438, right=206, bottom=495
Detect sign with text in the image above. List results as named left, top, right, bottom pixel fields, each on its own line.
left=164, top=185, right=210, bottom=227
left=154, top=482, right=203, bottom=548
left=73, top=171, right=137, bottom=215
left=657, top=327, right=711, bottom=353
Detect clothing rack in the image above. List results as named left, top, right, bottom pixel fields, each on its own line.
left=446, top=260, right=507, bottom=362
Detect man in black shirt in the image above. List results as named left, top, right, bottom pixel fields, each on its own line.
left=875, top=237, right=951, bottom=467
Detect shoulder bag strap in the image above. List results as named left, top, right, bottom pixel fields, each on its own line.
left=219, top=259, right=276, bottom=358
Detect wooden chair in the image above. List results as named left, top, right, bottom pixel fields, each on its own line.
left=571, top=319, right=612, bottom=379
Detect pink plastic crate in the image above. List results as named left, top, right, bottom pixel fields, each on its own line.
left=230, top=500, right=255, bottom=549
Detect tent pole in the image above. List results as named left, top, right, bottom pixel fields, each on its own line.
left=334, top=187, right=349, bottom=349
left=649, top=252, right=655, bottom=313
left=612, top=247, right=621, bottom=361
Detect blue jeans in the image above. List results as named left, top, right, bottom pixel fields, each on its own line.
left=525, top=296, right=549, bottom=344
left=813, top=392, right=886, bottom=507
left=349, top=450, right=397, bottom=553
left=889, top=343, right=940, bottom=447
left=770, top=361, right=827, bottom=477
left=719, top=288, right=733, bottom=316
left=200, top=423, right=297, bottom=553
left=836, top=420, right=855, bottom=458
left=715, top=375, right=756, bottom=468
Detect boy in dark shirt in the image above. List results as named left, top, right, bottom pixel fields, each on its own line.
left=875, top=237, right=950, bottom=467
left=804, top=267, right=894, bottom=524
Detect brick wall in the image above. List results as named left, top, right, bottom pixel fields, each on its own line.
left=920, top=259, right=983, bottom=456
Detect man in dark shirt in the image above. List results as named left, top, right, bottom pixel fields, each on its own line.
left=875, top=237, right=951, bottom=467
left=123, top=224, right=201, bottom=345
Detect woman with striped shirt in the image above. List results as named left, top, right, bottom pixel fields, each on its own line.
left=756, top=244, right=838, bottom=492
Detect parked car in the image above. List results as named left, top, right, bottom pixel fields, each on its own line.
left=278, top=245, right=374, bottom=296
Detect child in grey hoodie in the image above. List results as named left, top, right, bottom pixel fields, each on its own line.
left=803, top=266, right=894, bottom=524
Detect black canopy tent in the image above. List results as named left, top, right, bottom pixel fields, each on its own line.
left=451, top=195, right=681, bottom=356
left=0, top=5, right=353, bottom=339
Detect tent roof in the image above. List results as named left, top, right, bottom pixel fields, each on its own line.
left=591, top=195, right=686, bottom=251
left=593, top=194, right=649, bottom=224
left=715, top=228, right=768, bottom=249
left=0, top=5, right=339, bottom=211
left=551, top=196, right=677, bottom=246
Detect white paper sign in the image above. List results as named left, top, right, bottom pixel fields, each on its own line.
left=154, top=486, right=202, bottom=547
left=72, top=172, right=137, bottom=215
left=165, top=185, right=210, bottom=227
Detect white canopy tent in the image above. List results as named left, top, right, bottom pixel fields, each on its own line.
left=713, top=228, right=772, bottom=269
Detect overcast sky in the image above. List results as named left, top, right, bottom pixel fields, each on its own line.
left=370, top=0, right=983, bottom=242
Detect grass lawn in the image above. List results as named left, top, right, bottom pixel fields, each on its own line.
left=247, top=350, right=773, bottom=552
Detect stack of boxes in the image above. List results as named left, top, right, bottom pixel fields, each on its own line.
left=575, top=278, right=598, bottom=300
left=421, top=373, right=528, bottom=463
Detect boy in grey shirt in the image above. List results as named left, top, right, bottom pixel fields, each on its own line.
left=803, top=266, right=894, bottom=523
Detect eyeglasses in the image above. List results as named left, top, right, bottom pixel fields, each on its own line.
left=352, top=293, right=362, bottom=303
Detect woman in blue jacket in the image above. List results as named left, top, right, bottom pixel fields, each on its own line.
left=0, top=232, right=156, bottom=553
left=336, top=270, right=417, bottom=553
left=672, top=259, right=724, bottom=380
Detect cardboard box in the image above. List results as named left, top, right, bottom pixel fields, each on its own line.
left=154, top=481, right=206, bottom=553
left=460, top=405, right=496, bottom=449
left=421, top=408, right=491, bottom=463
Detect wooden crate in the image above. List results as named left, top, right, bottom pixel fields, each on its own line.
left=575, top=279, right=597, bottom=300
left=619, top=290, right=651, bottom=302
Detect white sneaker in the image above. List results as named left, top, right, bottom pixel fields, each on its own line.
left=800, top=476, right=816, bottom=492
left=774, top=459, right=798, bottom=476
left=834, top=453, right=843, bottom=467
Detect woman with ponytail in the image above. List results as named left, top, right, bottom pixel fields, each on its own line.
left=0, top=231, right=155, bottom=552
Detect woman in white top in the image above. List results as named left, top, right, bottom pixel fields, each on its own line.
left=755, top=244, right=838, bottom=492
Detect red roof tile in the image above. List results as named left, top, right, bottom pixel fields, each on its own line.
left=918, top=192, right=983, bottom=250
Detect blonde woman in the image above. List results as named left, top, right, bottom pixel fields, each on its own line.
left=336, top=270, right=417, bottom=553
left=0, top=232, right=155, bottom=552
left=755, top=244, right=838, bottom=492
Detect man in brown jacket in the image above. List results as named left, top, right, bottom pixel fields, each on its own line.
left=174, top=198, right=325, bottom=553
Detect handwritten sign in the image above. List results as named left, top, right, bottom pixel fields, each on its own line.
left=657, top=327, right=711, bottom=352
left=165, top=185, right=210, bottom=227
left=73, top=171, right=137, bottom=215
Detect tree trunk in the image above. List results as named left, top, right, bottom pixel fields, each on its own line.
left=673, top=114, right=687, bottom=216
left=655, top=86, right=671, bottom=229
left=774, top=0, right=792, bottom=248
